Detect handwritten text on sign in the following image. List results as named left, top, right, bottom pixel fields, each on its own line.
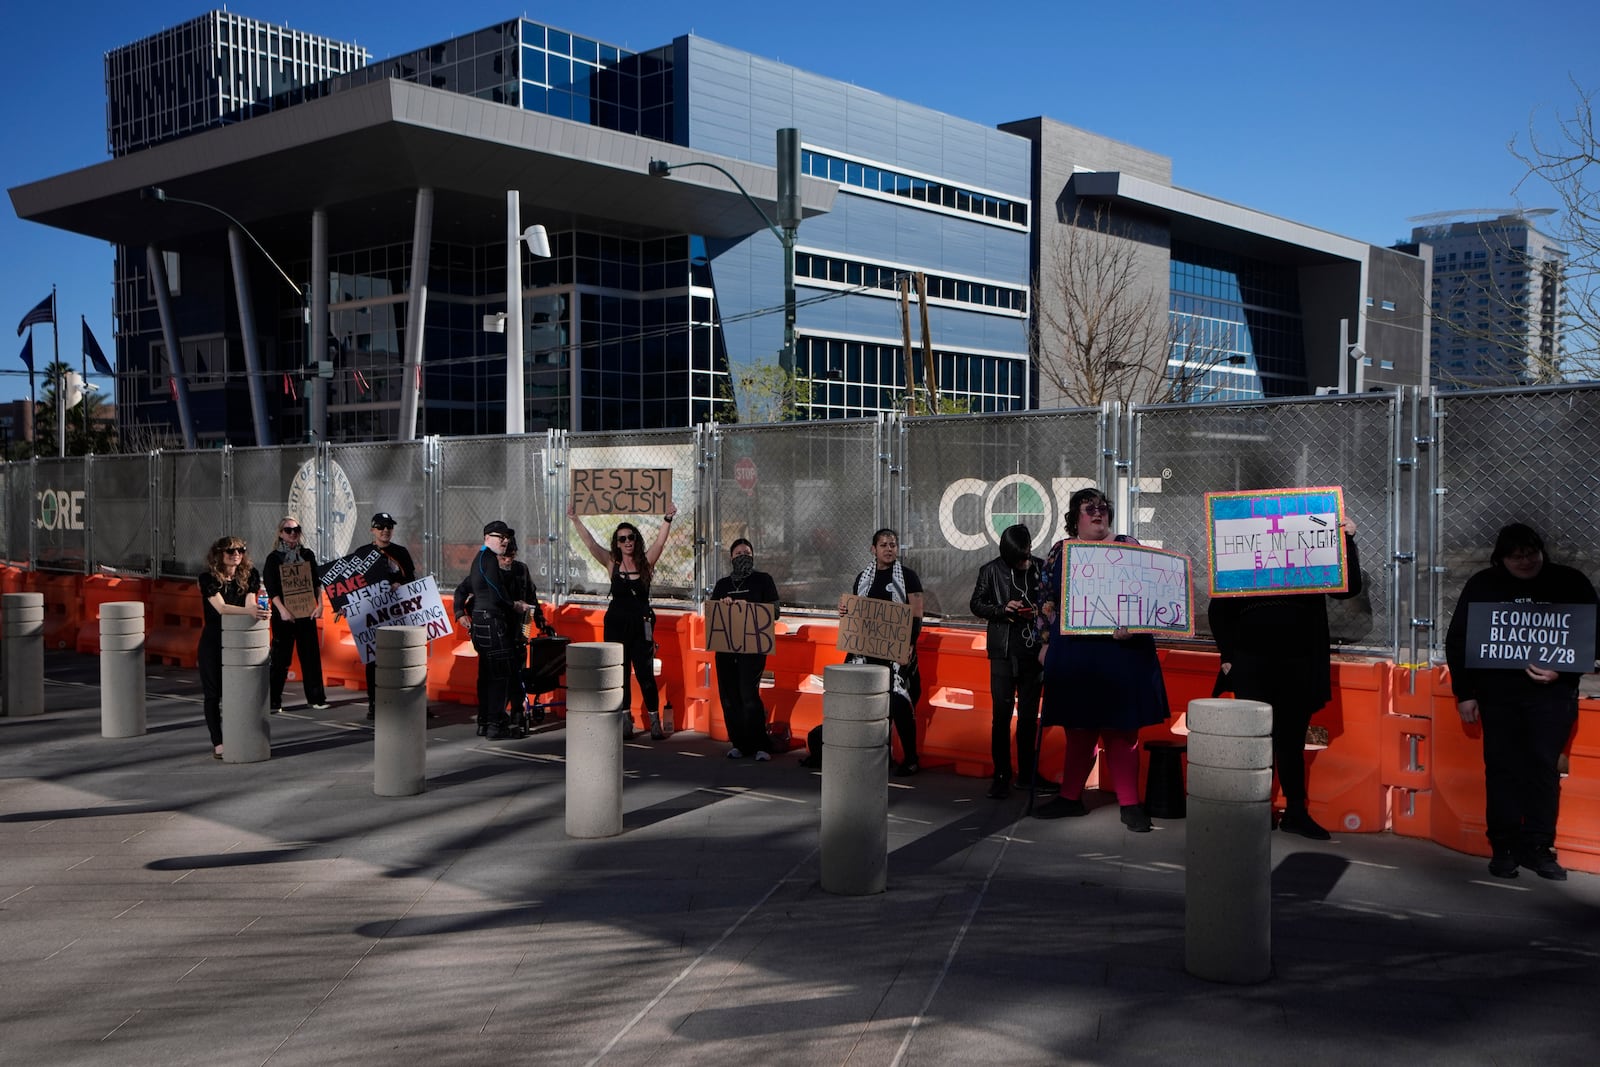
left=278, top=559, right=321, bottom=618
left=1464, top=602, right=1597, bottom=671
left=1206, top=487, right=1347, bottom=597
left=571, top=468, right=673, bottom=516
left=318, top=545, right=386, bottom=611
left=704, top=600, right=778, bottom=654
left=1060, top=542, right=1194, bottom=636
left=342, top=575, right=451, bottom=664
left=836, top=595, right=915, bottom=665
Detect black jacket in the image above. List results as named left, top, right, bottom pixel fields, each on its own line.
left=970, top=554, right=1043, bottom=661
left=1444, top=560, right=1598, bottom=703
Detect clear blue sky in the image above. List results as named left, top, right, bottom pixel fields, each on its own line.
left=4, top=0, right=1596, bottom=402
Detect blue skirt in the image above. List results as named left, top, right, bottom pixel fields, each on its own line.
left=1040, top=633, right=1169, bottom=731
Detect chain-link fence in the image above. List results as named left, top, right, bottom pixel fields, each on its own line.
left=8, top=383, right=1600, bottom=661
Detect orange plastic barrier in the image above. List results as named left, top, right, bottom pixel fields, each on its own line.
left=31, top=572, right=81, bottom=651
left=1303, top=658, right=1389, bottom=833
left=74, top=575, right=152, bottom=655
left=145, top=578, right=202, bottom=668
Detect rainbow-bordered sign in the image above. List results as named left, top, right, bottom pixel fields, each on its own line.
left=1206, top=486, right=1348, bottom=597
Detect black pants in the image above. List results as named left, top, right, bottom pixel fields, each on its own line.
left=1226, top=655, right=1318, bottom=810
left=269, top=616, right=326, bottom=708
left=1479, top=687, right=1579, bottom=852
left=198, top=628, right=223, bottom=747
left=619, top=639, right=659, bottom=718
left=472, top=611, right=516, bottom=728
left=716, top=651, right=769, bottom=754
left=989, top=651, right=1043, bottom=780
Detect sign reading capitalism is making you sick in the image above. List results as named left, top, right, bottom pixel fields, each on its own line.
left=1206, top=486, right=1348, bottom=597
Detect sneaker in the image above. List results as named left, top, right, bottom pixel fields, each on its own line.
left=1120, top=804, right=1153, bottom=833
left=986, top=776, right=1011, bottom=800
left=1277, top=810, right=1332, bottom=841
left=1488, top=849, right=1520, bottom=879
left=727, top=747, right=744, bottom=759
left=1517, top=846, right=1568, bottom=881
left=893, top=760, right=920, bottom=777
left=754, top=750, right=771, bottom=762
left=270, top=707, right=283, bottom=716
left=308, top=702, right=330, bottom=710
left=1033, top=796, right=1088, bottom=819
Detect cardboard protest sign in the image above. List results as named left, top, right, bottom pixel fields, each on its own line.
left=278, top=559, right=320, bottom=618
left=318, top=545, right=387, bottom=612
left=571, top=468, right=672, bottom=516
left=704, top=600, right=778, bottom=654
left=1463, top=602, right=1597, bottom=671
left=342, top=575, right=452, bottom=665
left=1060, top=541, right=1193, bottom=636
left=836, top=594, right=915, bottom=665
left=1206, top=486, right=1348, bottom=597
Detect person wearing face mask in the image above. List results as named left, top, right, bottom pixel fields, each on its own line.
left=709, top=538, right=782, bottom=760
left=1445, top=523, right=1598, bottom=881
left=262, top=515, right=329, bottom=714
left=970, top=523, right=1046, bottom=800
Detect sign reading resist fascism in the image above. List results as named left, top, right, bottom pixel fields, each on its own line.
left=571, top=468, right=673, bottom=516
left=704, top=600, right=778, bottom=655
left=1060, top=541, right=1194, bottom=636
left=342, top=576, right=452, bottom=664
left=1463, top=602, right=1598, bottom=671
left=1206, top=486, right=1348, bottom=597
left=836, top=595, right=915, bottom=665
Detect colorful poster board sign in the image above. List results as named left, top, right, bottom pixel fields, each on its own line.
left=1463, top=602, right=1597, bottom=671
left=342, top=575, right=451, bottom=665
left=278, top=559, right=321, bottom=618
left=318, top=545, right=388, bottom=612
left=836, top=594, right=915, bottom=665
left=1059, top=541, right=1194, bottom=636
left=571, top=468, right=673, bottom=516
left=1206, top=487, right=1348, bottom=597
left=704, top=600, right=779, bottom=654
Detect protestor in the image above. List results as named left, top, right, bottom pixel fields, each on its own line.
left=363, top=512, right=416, bottom=721
left=1444, top=523, right=1599, bottom=880
left=1033, top=489, right=1168, bottom=830
left=1209, top=516, right=1362, bottom=840
left=453, top=521, right=539, bottom=740
left=569, top=500, right=678, bottom=740
left=196, top=536, right=271, bottom=759
left=262, top=516, right=328, bottom=714
left=838, top=528, right=923, bottom=776
left=969, top=523, right=1045, bottom=799
left=710, top=538, right=781, bottom=760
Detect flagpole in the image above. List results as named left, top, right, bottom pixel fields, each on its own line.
left=79, top=310, right=89, bottom=445
left=53, top=286, right=65, bottom=459
left=27, top=328, right=36, bottom=451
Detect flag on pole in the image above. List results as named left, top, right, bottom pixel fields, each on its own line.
left=16, top=293, right=54, bottom=336
left=82, top=318, right=113, bottom=376
left=19, top=332, right=34, bottom=372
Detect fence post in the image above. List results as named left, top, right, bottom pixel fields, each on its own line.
left=820, top=663, right=891, bottom=895
left=2, top=591, right=45, bottom=717
left=565, top=641, right=626, bottom=838
left=99, top=602, right=147, bottom=737
left=220, top=614, right=271, bottom=763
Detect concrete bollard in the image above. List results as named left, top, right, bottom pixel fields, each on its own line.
left=373, top=625, right=429, bottom=797
left=1184, top=697, right=1274, bottom=984
left=99, top=601, right=147, bottom=738
left=820, top=663, right=891, bottom=896
left=565, top=641, right=626, bottom=839
left=220, top=614, right=271, bottom=763
left=2, top=592, right=46, bottom=717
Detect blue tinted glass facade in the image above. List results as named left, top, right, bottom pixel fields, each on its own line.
left=1169, top=241, right=1307, bottom=400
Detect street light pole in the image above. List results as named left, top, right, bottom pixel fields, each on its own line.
left=503, top=188, right=552, bottom=435
left=650, top=129, right=802, bottom=374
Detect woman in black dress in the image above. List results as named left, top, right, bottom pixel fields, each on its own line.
left=196, top=536, right=271, bottom=758
left=570, top=500, right=679, bottom=739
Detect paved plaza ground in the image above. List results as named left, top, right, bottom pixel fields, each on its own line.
left=2, top=650, right=1598, bottom=1066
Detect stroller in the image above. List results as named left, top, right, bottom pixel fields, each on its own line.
left=508, top=611, right=567, bottom=736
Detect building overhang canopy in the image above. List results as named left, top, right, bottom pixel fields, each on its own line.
left=9, top=79, right=836, bottom=252
left=1070, top=170, right=1370, bottom=266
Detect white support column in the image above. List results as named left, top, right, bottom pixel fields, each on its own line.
left=398, top=188, right=434, bottom=441
left=506, top=190, right=524, bottom=434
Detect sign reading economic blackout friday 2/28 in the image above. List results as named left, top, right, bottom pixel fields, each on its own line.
left=1463, top=602, right=1598, bottom=671
left=571, top=468, right=672, bottom=516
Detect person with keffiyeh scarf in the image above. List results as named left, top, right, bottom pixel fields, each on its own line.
left=838, top=528, right=924, bottom=776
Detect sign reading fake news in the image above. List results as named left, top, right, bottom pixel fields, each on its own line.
left=704, top=600, right=779, bottom=655
left=836, top=595, right=915, bottom=665
left=1463, top=602, right=1597, bottom=671
left=1206, top=486, right=1348, bottom=597
left=571, top=468, right=673, bottom=516
left=1060, top=541, right=1194, bottom=636
left=342, top=575, right=451, bottom=665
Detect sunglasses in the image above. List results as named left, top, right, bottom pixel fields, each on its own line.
left=616, top=534, right=637, bottom=543
left=281, top=526, right=302, bottom=534
left=1080, top=503, right=1110, bottom=516
left=224, top=546, right=246, bottom=554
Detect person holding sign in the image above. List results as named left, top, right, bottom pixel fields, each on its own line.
left=1208, top=515, right=1361, bottom=840
left=362, top=512, right=416, bottom=720
left=1444, top=523, right=1599, bottom=881
left=1033, top=489, right=1168, bottom=830
left=709, top=539, right=782, bottom=759
left=839, top=528, right=924, bottom=776
left=263, top=517, right=329, bottom=714
left=969, top=523, right=1046, bottom=800
left=197, top=536, right=272, bottom=759
left=569, top=500, right=679, bottom=740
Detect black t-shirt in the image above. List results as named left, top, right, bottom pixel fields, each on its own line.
left=862, top=565, right=923, bottom=643
left=371, top=543, right=417, bottom=584
left=198, top=567, right=260, bottom=629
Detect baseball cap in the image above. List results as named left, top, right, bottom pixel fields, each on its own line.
left=371, top=512, right=397, bottom=528
left=483, top=520, right=514, bottom=538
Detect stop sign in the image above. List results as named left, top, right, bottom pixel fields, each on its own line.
left=734, top=456, right=758, bottom=495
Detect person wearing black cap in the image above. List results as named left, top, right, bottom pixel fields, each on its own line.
left=364, top=513, right=416, bottom=721
left=970, top=523, right=1046, bottom=799
left=453, top=521, right=536, bottom=740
